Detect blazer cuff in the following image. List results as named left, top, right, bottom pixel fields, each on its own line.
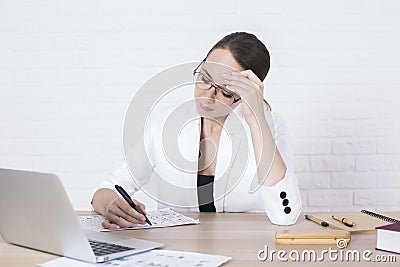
left=259, top=167, right=302, bottom=225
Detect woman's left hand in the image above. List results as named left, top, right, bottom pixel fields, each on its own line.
left=223, top=70, right=266, bottom=127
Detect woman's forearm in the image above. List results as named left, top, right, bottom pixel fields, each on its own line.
left=248, top=115, right=287, bottom=186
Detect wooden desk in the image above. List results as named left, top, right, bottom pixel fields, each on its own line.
left=0, top=212, right=398, bottom=266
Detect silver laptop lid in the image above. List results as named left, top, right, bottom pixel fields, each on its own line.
left=0, top=168, right=96, bottom=262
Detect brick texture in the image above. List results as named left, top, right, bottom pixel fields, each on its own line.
left=0, top=0, right=399, bottom=211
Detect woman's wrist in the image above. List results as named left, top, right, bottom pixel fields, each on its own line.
left=246, top=111, right=267, bottom=131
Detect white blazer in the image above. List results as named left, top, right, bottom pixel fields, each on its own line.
left=94, top=97, right=302, bottom=226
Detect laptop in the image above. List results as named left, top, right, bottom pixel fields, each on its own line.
left=0, top=168, right=164, bottom=263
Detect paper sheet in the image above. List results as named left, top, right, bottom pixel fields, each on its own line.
left=79, top=208, right=200, bottom=232
left=39, top=250, right=231, bottom=267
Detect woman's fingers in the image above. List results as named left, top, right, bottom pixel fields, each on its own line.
left=101, top=216, right=139, bottom=229
left=103, top=197, right=147, bottom=229
left=102, top=219, right=121, bottom=230
left=116, top=198, right=146, bottom=223
left=223, top=73, right=253, bottom=91
left=240, top=70, right=264, bottom=92
left=132, top=199, right=147, bottom=215
left=102, top=196, right=149, bottom=230
left=224, top=70, right=264, bottom=94
left=117, top=206, right=145, bottom=225
left=223, top=71, right=264, bottom=97
left=103, top=210, right=137, bottom=228
left=240, top=70, right=264, bottom=90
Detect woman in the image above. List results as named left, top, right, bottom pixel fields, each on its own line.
left=92, top=32, right=302, bottom=228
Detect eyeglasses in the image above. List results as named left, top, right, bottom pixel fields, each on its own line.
left=192, top=59, right=272, bottom=111
left=193, top=60, right=241, bottom=106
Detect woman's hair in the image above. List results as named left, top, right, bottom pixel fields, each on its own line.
left=206, top=32, right=271, bottom=82
left=205, top=32, right=272, bottom=110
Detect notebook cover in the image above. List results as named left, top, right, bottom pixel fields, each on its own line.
left=376, top=221, right=400, bottom=232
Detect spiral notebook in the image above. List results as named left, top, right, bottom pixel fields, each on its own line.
left=311, top=210, right=400, bottom=233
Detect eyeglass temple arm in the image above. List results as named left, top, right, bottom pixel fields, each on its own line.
left=193, top=58, right=207, bottom=74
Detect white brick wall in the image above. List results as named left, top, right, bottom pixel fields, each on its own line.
left=0, top=0, right=399, bottom=211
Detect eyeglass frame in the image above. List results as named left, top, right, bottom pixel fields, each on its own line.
left=192, top=59, right=272, bottom=111
left=192, top=59, right=241, bottom=105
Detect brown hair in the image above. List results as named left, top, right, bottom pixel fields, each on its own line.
left=206, top=32, right=270, bottom=82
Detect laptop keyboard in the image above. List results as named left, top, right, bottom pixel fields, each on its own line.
left=88, top=240, right=135, bottom=256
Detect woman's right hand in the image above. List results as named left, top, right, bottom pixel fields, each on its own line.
left=101, top=197, right=147, bottom=229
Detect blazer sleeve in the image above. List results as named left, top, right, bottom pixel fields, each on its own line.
left=259, top=112, right=302, bottom=225
left=91, top=127, right=155, bottom=203
left=91, top=159, right=150, bottom=200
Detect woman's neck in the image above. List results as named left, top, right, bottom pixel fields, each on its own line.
left=201, top=116, right=226, bottom=136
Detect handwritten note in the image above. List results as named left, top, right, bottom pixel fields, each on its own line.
left=79, top=208, right=200, bottom=232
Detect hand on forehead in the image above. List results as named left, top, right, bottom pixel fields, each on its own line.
left=203, top=48, right=244, bottom=84
left=202, top=61, right=242, bottom=85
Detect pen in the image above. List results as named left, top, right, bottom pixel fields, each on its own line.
left=115, top=185, right=152, bottom=226
left=331, top=215, right=356, bottom=227
left=305, top=214, right=329, bottom=227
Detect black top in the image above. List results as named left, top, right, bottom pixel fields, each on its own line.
left=197, top=174, right=216, bottom=212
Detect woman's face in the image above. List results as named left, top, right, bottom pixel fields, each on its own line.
left=194, top=48, right=244, bottom=118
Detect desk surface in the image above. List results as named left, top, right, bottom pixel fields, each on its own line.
left=0, top=212, right=398, bottom=266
